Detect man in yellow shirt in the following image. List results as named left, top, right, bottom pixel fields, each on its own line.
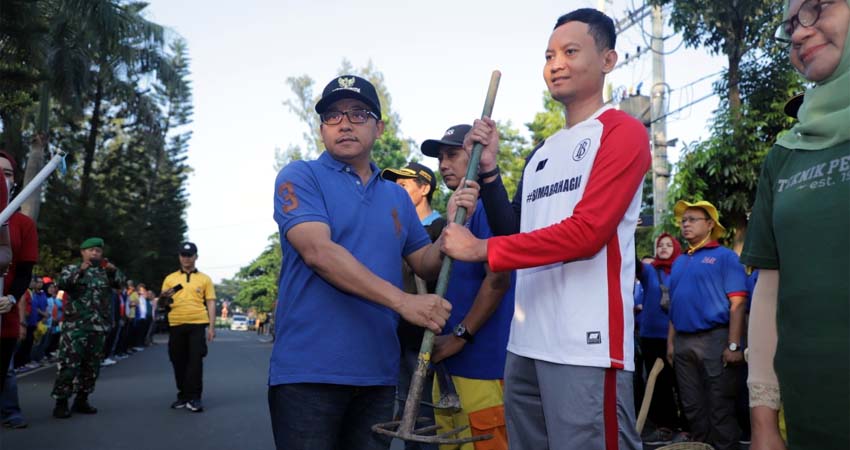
left=160, top=242, right=216, bottom=412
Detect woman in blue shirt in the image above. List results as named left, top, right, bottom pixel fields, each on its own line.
left=637, top=233, right=687, bottom=443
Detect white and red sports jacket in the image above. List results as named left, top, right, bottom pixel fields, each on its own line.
left=481, top=105, right=650, bottom=370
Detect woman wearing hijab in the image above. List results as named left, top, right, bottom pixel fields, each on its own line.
left=742, top=1, right=850, bottom=448
left=637, top=233, right=687, bottom=444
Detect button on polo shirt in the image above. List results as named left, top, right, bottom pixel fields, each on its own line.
left=271, top=151, right=430, bottom=386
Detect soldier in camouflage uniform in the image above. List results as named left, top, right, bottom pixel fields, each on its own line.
left=51, top=237, right=125, bottom=419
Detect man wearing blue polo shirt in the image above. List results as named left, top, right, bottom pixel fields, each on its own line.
left=423, top=124, right=514, bottom=450
left=270, top=75, right=452, bottom=450
left=666, top=200, right=748, bottom=450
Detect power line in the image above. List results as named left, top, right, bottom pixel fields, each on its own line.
left=651, top=91, right=717, bottom=124
left=614, top=45, right=651, bottom=70
left=672, top=70, right=724, bottom=92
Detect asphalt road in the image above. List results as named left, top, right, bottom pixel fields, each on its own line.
left=1, top=330, right=745, bottom=450
left=1, top=329, right=275, bottom=450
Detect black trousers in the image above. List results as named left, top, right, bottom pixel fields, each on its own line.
left=1, top=337, right=17, bottom=393
left=168, top=323, right=207, bottom=402
left=13, top=325, right=35, bottom=368
left=673, top=327, right=742, bottom=450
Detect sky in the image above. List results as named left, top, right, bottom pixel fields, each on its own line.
left=144, top=0, right=726, bottom=282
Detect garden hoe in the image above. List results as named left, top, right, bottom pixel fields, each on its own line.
left=372, top=70, right=501, bottom=445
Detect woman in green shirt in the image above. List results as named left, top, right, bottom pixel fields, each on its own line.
left=742, top=1, right=850, bottom=449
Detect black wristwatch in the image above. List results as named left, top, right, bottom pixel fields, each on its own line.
left=453, top=323, right=474, bottom=343
left=477, top=166, right=500, bottom=181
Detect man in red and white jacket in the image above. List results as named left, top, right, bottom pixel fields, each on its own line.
left=442, top=8, right=650, bottom=450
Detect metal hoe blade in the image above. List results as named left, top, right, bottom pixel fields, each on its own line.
left=372, top=70, right=501, bottom=445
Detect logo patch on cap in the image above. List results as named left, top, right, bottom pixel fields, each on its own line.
left=183, top=244, right=191, bottom=250
left=334, top=76, right=360, bottom=93
left=445, top=128, right=455, bottom=136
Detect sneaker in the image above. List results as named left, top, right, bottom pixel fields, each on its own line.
left=185, top=399, right=204, bottom=412
left=170, top=400, right=187, bottom=409
left=100, top=357, right=117, bottom=367
left=642, top=427, right=673, bottom=445
left=2, top=418, right=29, bottom=429
left=672, top=431, right=691, bottom=443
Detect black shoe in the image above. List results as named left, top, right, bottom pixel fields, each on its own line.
left=71, top=395, right=98, bottom=414
left=53, top=399, right=72, bottom=419
left=2, top=418, right=28, bottom=428
left=170, top=400, right=187, bottom=409
left=185, top=399, right=203, bottom=412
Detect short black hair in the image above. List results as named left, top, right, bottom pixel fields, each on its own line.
left=554, top=8, right=616, bottom=51
left=413, top=178, right=435, bottom=204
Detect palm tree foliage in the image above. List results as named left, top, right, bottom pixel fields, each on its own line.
left=1, top=1, right=195, bottom=290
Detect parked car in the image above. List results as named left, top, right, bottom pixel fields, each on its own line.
left=230, top=315, right=249, bottom=331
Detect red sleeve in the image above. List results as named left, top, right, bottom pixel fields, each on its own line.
left=487, top=111, right=650, bottom=272
left=12, top=213, right=38, bottom=262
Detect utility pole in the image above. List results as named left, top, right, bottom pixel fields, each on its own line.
left=650, top=4, right=669, bottom=228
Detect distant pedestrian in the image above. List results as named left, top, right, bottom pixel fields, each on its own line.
left=160, top=242, right=217, bottom=413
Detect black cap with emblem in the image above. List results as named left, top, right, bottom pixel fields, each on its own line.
left=315, top=75, right=382, bottom=117
left=179, top=242, right=198, bottom=256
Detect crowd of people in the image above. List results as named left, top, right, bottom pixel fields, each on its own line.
left=269, top=2, right=848, bottom=450
left=0, top=135, right=220, bottom=425
left=1, top=260, right=163, bottom=425
left=0, top=0, right=845, bottom=448
left=10, top=276, right=158, bottom=377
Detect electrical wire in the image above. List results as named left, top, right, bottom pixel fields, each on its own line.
left=651, top=91, right=717, bottom=124
left=629, top=0, right=686, bottom=55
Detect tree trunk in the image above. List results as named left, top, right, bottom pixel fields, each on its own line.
left=21, top=83, right=51, bottom=221
left=78, top=76, right=104, bottom=210
left=727, top=44, right=743, bottom=114
left=732, top=221, right=747, bottom=256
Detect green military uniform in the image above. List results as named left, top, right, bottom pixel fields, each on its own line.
left=51, top=258, right=125, bottom=400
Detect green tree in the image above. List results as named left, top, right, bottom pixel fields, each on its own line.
left=659, top=3, right=804, bottom=250
left=275, top=60, right=415, bottom=170
left=230, top=234, right=281, bottom=313
left=527, top=91, right=565, bottom=147
left=35, top=35, right=192, bottom=288
left=650, top=0, right=781, bottom=114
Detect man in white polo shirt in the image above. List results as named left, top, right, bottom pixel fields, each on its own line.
left=442, top=8, right=650, bottom=450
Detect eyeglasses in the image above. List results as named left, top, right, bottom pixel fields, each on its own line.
left=320, top=109, right=378, bottom=125
left=680, top=217, right=710, bottom=224
left=775, top=0, right=827, bottom=46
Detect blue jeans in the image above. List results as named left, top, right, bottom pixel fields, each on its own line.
left=2, top=349, right=24, bottom=424
left=268, top=383, right=394, bottom=450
